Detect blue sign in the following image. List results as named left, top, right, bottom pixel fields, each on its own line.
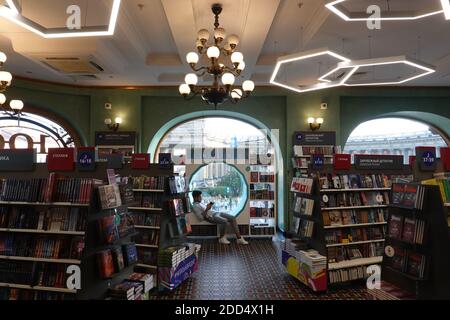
left=422, top=151, right=435, bottom=166
left=312, top=154, right=325, bottom=169
left=77, top=148, right=95, bottom=171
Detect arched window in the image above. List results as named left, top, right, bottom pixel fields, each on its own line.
left=344, top=118, right=448, bottom=162
left=0, top=111, right=77, bottom=163
left=156, top=117, right=274, bottom=175
left=189, top=163, right=248, bottom=217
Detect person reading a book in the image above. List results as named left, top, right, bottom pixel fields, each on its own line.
left=192, top=190, right=248, bottom=245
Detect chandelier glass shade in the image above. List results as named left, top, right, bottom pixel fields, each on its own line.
left=0, top=51, right=24, bottom=124
left=179, top=4, right=255, bottom=107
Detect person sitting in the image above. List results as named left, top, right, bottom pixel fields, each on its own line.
left=191, top=190, right=248, bottom=245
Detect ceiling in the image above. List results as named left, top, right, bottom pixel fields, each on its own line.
left=0, top=0, right=449, bottom=88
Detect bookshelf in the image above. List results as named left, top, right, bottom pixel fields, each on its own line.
left=286, top=161, right=413, bottom=289
left=382, top=183, right=450, bottom=299
left=0, top=168, right=96, bottom=300
left=249, top=164, right=277, bottom=238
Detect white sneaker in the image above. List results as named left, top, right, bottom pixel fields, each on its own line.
left=237, top=238, right=249, bottom=245
left=219, top=236, right=231, bottom=245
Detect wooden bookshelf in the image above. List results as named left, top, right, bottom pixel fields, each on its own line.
left=0, top=255, right=81, bottom=265
left=0, top=228, right=85, bottom=236
left=328, top=256, right=383, bottom=270
left=128, top=207, right=163, bottom=212
left=0, top=201, right=89, bottom=207
left=326, top=239, right=385, bottom=248
left=134, top=225, right=160, bottom=230
left=132, top=189, right=165, bottom=193
left=324, top=222, right=387, bottom=229
left=320, top=188, right=391, bottom=193
left=322, top=205, right=388, bottom=211
left=0, top=283, right=77, bottom=294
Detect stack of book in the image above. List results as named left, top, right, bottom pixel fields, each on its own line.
left=108, top=281, right=143, bottom=300
left=157, top=243, right=200, bottom=268
left=126, top=272, right=154, bottom=293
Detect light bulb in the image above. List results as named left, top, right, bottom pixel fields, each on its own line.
left=237, top=61, right=246, bottom=71
left=231, top=52, right=244, bottom=64
left=207, top=46, right=220, bottom=59
left=179, top=84, right=191, bottom=96
left=186, top=52, right=199, bottom=64
left=224, top=42, right=232, bottom=52
left=222, top=73, right=235, bottom=86
left=307, top=117, right=316, bottom=124
left=227, top=34, right=240, bottom=47
left=10, top=100, right=24, bottom=111
left=104, top=118, right=112, bottom=125
left=0, top=52, right=6, bottom=64
left=0, top=71, right=12, bottom=84
left=214, top=27, right=226, bottom=41
left=0, top=93, right=6, bottom=105
left=242, top=80, right=255, bottom=92
left=316, top=118, right=324, bottom=125
left=197, top=29, right=210, bottom=42
left=231, top=89, right=242, bottom=100
left=185, top=73, right=198, bottom=86
left=115, top=117, right=123, bottom=125
left=196, top=39, right=204, bottom=50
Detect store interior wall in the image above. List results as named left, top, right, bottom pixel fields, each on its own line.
left=7, top=78, right=450, bottom=229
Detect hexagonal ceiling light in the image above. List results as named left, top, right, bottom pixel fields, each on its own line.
left=326, top=0, right=445, bottom=21
left=270, top=48, right=358, bottom=93
left=320, top=56, right=436, bottom=86
left=0, top=0, right=121, bottom=38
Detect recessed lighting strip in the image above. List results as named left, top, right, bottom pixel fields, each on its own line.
left=0, top=0, right=121, bottom=38
left=326, top=0, right=444, bottom=21
left=441, top=0, right=450, bottom=19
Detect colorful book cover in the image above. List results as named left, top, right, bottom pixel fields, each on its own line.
left=402, top=218, right=416, bottom=243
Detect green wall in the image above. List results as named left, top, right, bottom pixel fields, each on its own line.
left=8, top=78, right=450, bottom=229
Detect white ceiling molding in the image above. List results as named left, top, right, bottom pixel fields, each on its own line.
left=270, top=48, right=355, bottom=93
left=326, top=0, right=445, bottom=21
left=0, top=0, right=121, bottom=38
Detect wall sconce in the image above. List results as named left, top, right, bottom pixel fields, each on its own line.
left=307, top=117, right=324, bottom=131
left=105, top=117, right=123, bottom=132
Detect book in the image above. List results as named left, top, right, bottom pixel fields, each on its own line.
left=98, top=215, right=120, bottom=245
left=388, top=215, right=404, bottom=239
left=98, top=184, right=122, bottom=210
left=401, top=218, right=416, bottom=243
left=122, top=243, right=138, bottom=266
left=97, top=249, right=115, bottom=279
left=111, top=246, right=125, bottom=273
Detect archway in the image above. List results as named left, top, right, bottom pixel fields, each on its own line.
left=148, top=110, right=286, bottom=230
left=0, top=107, right=81, bottom=162
left=344, top=116, right=448, bottom=162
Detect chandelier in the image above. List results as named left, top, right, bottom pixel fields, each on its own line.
left=179, top=4, right=255, bottom=107
left=0, top=51, right=24, bottom=124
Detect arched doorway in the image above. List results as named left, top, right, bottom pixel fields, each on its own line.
left=148, top=111, right=286, bottom=231
left=344, top=117, right=448, bottom=162
left=0, top=107, right=81, bottom=162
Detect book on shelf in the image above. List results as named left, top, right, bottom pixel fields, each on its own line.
left=406, top=252, right=427, bottom=279
left=0, top=176, right=97, bottom=204
left=122, top=243, right=138, bottom=266
left=324, top=226, right=385, bottom=245
left=96, top=249, right=115, bottom=279
left=250, top=189, right=275, bottom=200
left=133, top=192, right=163, bottom=209
left=292, top=157, right=309, bottom=169
left=327, top=242, right=384, bottom=263
left=298, top=219, right=314, bottom=238
left=318, top=173, right=392, bottom=190
left=132, top=176, right=166, bottom=191
left=176, top=216, right=192, bottom=235
left=97, top=215, right=119, bottom=245
left=293, top=196, right=314, bottom=216
left=98, top=184, right=122, bottom=210
left=290, top=177, right=314, bottom=194
left=126, top=272, right=154, bottom=293
left=322, top=209, right=386, bottom=227
left=134, top=230, right=160, bottom=246
left=392, top=183, right=425, bottom=210
left=137, top=247, right=158, bottom=266
left=422, top=178, right=450, bottom=204
left=250, top=206, right=274, bottom=218
left=0, top=233, right=85, bottom=260
left=385, top=247, right=427, bottom=279
left=131, top=213, right=161, bottom=227
left=168, top=176, right=186, bottom=194
left=168, top=199, right=186, bottom=216
left=320, top=191, right=389, bottom=208
left=0, top=206, right=87, bottom=232
left=250, top=172, right=259, bottom=183
left=293, top=146, right=339, bottom=157
left=328, top=265, right=370, bottom=284
left=111, top=246, right=125, bottom=273
left=388, top=214, right=404, bottom=239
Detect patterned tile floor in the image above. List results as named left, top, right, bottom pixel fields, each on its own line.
left=150, top=238, right=373, bottom=300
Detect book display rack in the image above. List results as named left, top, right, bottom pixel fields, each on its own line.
left=382, top=183, right=450, bottom=299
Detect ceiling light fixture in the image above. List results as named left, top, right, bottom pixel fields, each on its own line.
left=322, top=56, right=436, bottom=86
left=0, top=51, right=24, bottom=125
left=0, top=0, right=121, bottom=38
left=441, top=0, right=450, bottom=19
left=270, top=48, right=355, bottom=93
left=179, top=3, right=254, bottom=107
left=326, top=0, right=445, bottom=21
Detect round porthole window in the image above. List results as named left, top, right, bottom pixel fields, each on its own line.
left=189, top=163, right=248, bottom=217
